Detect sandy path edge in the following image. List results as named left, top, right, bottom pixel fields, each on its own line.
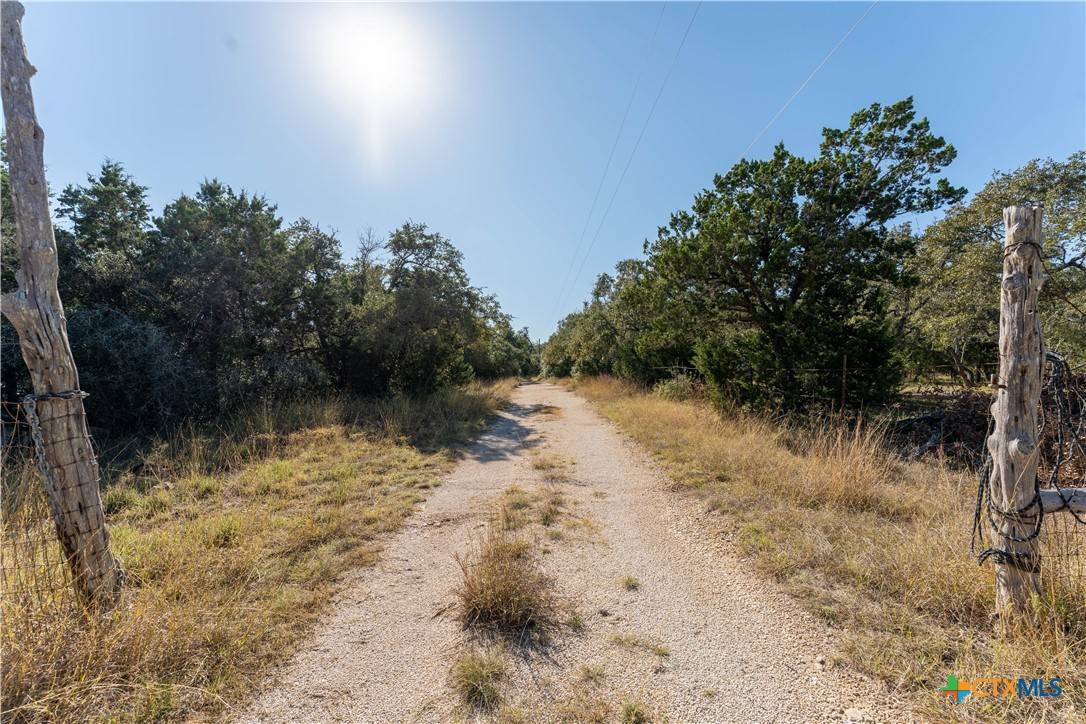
left=237, top=382, right=910, bottom=723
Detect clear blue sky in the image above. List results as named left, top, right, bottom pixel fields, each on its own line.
left=17, top=1, right=1086, bottom=339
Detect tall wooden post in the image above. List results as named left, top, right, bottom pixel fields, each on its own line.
left=1, top=1, right=123, bottom=608
left=987, top=204, right=1045, bottom=616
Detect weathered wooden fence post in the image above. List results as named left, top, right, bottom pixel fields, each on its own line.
left=982, top=205, right=1086, bottom=618
left=987, top=204, right=1045, bottom=616
left=1, top=1, right=123, bottom=609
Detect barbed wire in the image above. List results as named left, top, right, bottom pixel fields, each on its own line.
left=971, top=352, right=1086, bottom=571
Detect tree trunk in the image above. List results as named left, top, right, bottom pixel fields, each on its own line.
left=1, top=1, right=123, bottom=609
left=986, top=204, right=1045, bottom=616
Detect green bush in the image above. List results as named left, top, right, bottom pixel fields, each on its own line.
left=1, top=153, right=534, bottom=439
left=66, top=307, right=213, bottom=431
left=652, top=373, right=699, bottom=402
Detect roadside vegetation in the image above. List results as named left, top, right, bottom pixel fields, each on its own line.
left=1, top=130, right=536, bottom=721
left=0, top=146, right=538, bottom=438
left=570, top=376, right=1084, bottom=721
left=542, top=104, right=1083, bottom=410
left=1, top=381, right=513, bottom=721
left=543, top=98, right=1083, bottom=721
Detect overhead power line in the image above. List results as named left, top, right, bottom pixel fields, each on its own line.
left=737, top=0, right=879, bottom=161
left=558, top=1, right=702, bottom=316
left=550, top=0, right=875, bottom=329
left=552, top=4, right=667, bottom=317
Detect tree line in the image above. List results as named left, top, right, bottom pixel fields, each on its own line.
left=542, top=98, right=1085, bottom=411
left=1, top=150, right=538, bottom=434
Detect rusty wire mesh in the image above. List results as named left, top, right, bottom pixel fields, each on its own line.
left=0, top=400, right=77, bottom=616
left=1037, top=356, right=1086, bottom=599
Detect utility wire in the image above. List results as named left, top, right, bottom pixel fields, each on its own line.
left=551, top=0, right=873, bottom=323
left=559, top=1, right=702, bottom=315
left=552, top=4, right=667, bottom=318
left=737, top=0, right=878, bottom=161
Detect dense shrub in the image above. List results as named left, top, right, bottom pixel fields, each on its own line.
left=66, top=308, right=213, bottom=431
left=0, top=319, right=27, bottom=398
left=652, top=373, right=699, bottom=402
left=1, top=155, right=537, bottom=437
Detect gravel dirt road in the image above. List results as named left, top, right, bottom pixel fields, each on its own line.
left=239, top=382, right=907, bottom=723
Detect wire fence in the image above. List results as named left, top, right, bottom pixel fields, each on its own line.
left=3, top=352, right=1083, bottom=627
left=1, top=400, right=78, bottom=618
left=1036, top=354, right=1086, bottom=592
left=969, top=353, right=1086, bottom=597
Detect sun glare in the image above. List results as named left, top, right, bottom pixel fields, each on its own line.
left=313, top=9, right=430, bottom=166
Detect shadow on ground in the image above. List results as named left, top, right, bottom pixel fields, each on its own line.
left=461, top=400, right=548, bottom=463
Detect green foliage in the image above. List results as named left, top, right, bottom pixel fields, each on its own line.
left=546, top=101, right=1083, bottom=410
left=54, top=160, right=154, bottom=312
left=546, top=98, right=963, bottom=410
left=897, top=151, right=1086, bottom=382
left=1, top=156, right=535, bottom=437
left=66, top=308, right=213, bottom=431
left=0, top=136, right=17, bottom=295
left=542, top=260, right=679, bottom=381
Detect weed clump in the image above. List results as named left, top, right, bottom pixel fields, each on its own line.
left=455, top=528, right=559, bottom=636
left=622, top=700, right=652, bottom=723
left=652, top=373, right=699, bottom=402
left=450, top=649, right=505, bottom=709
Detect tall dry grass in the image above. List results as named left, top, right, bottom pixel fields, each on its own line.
left=1, top=380, right=513, bottom=722
left=570, top=376, right=1084, bottom=722
left=455, top=526, right=560, bottom=637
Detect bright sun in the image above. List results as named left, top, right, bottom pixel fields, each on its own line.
left=313, top=9, right=429, bottom=165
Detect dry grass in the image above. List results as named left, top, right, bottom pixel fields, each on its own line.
left=558, top=693, right=613, bottom=723
left=495, top=703, right=530, bottom=723
left=621, top=700, right=653, bottom=724
left=454, top=525, right=560, bottom=637
left=570, top=376, right=1085, bottom=722
left=538, top=487, right=567, bottom=527
left=557, top=692, right=613, bottom=723
left=609, top=632, right=670, bottom=659
left=450, top=649, right=506, bottom=710
left=579, top=664, right=605, bottom=684
left=529, top=450, right=574, bottom=483
left=494, top=483, right=574, bottom=534
left=1, top=381, right=512, bottom=722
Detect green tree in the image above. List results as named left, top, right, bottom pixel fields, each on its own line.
left=899, top=151, right=1086, bottom=381
left=378, top=222, right=485, bottom=391
left=1, top=135, right=17, bottom=294
left=541, top=261, right=680, bottom=381
left=54, top=160, right=153, bottom=311
left=148, top=180, right=309, bottom=400
left=282, top=219, right=355, bottom=382
left=643, top=98, right=964, bottom=408
left=6, top=151, right=536, bottom=432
